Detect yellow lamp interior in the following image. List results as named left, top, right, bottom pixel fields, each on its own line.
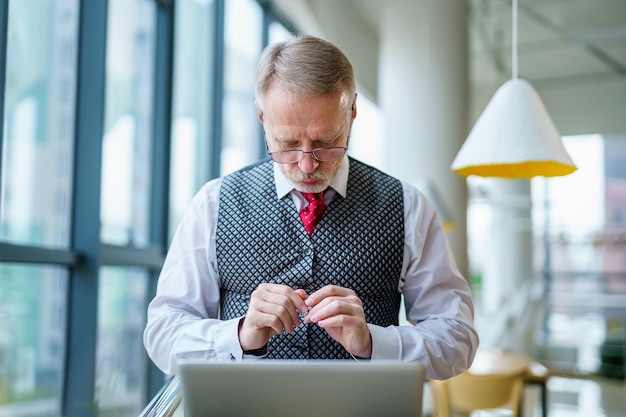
left=453, top=160, right=577, bottom=179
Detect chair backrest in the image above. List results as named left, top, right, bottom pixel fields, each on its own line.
left=430, top=370, right=525, bottom=417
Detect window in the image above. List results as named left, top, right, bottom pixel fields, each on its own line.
left=0, top=2, right=325, bottom=415
left=533, top=135, right=626, bottom=374
left=0, top=2, right=79, bottom=415
left=0, top=263, right=68, bottom=416
left=96, top=266, right=149, bottom=416
left=100, top=0, right=157, bottom=247
left=169, top=0, right=216, bottom=237
left=0, top=1, right=79, bottom=249
left=221, top=0, right=263, bottom=175
left=95, top=1, right=158, bottom=414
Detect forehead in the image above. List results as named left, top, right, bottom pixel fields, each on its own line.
left=264, top=85, right=348, bottom=119
left=263, top=89, right=349, bottom=140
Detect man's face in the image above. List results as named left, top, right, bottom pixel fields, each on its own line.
left=259, top=87, right=355, bottom=193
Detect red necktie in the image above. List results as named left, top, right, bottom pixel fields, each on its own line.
left=299, top=192, right=326, bottom=236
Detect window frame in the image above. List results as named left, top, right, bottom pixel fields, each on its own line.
left=0, top=1, right=294, bottom=415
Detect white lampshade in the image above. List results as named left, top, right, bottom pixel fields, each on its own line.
left=451, top=78, right=577, bottom=179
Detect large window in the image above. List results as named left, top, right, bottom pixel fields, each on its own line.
left=94, top=2, right=158, bottom=415
left=221, top=0, right=264, bottom=175
left=0, top=0, right=78, bottom=249
left=467, top=134, right=626, bottom=376
left=169, top=0, right=216, bottom=237
left=96, top=267, right=149, bottom=416
left=0, top=1, right=79, bottom=416
left=101, top=0, right=156, bottom=247
left=0, top=2, right=304, bottom=416
left=533, top=135, right=626, bottom=375
left=0, top=264, right=68, bottom=416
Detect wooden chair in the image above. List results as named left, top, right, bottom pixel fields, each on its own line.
left=429, top=369, right=525, bottom=417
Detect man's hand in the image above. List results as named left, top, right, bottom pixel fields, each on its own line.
left=238, top=283, right=308, bottom=351
left=304, top=285, right=372, bottom=358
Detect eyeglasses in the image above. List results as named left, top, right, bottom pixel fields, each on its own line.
left=268, top=147, right=348, bottom=164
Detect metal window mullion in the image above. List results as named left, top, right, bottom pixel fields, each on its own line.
left=257, top=2, right=270, bottom=159
left=63, top=1, right=108, bottom=416
left=0, top=242, right=80, bottom=265
left=209, top=0, right=225, bottom=180
left=0, top=0, right=9, bottom=196
left=145, top=0, right=175, bottom=398
left=99, top=244, right=164, bottom=269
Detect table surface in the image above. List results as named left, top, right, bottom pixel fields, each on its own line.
left=469, top=350, right=549, bottom=381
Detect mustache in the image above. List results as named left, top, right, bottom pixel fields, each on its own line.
left=290, top=172, right=332, bottom=182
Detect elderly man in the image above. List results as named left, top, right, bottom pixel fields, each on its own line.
left=144, top=35, right=478, bottom=380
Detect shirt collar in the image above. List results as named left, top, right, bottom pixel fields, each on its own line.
left=274, top=156, right=349, bottom=199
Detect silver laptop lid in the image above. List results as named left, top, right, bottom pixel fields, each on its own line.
left=177, top=360, right=425, bottom=417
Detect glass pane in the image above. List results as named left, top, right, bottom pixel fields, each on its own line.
left=0, top=0, right=79, bottom=248
left=0, top=263, right=68, bottom=417
left=169, top=0, right=215, bottom=239
left=221, top=0, right=263, bottom=175
left=96, top=266, right=149, bottom=417
left=532, top=134, right=626, bottom=375
left=100, top=0, right=156, bottom=246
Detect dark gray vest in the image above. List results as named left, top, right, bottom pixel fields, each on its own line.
left=216, top=158, right=404, bottom=359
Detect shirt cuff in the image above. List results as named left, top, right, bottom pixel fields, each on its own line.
left=212, top=317, right=245, bottom=360
left=368, top=323, right=401, bottom=360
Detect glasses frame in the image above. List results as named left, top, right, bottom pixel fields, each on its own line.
left=267, top=146, right=348, bottom=164
left=262, top=106, right=353, bottom=164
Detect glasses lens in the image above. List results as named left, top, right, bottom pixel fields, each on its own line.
left=271, top=150, right=302, bottom=163
left=270, top=148, right=346, bottom=163
left=313, top=147, right=346, bottom=161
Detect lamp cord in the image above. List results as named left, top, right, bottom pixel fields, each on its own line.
left=512, top=0, right=518, bottom=79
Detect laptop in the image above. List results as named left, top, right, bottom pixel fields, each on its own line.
left=177, top=360, right=426, bottom=417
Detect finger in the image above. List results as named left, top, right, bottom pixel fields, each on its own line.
left=250, top=298, right=299, bottom=333
left=318, top=316, right=372, bottom=359
left=270, top=302, right=302, bottom=332
left=247, top=299, right=298, bottom=335
left=267, top=289, right=307, bottom=327
left=238, top=312, right=281, bottom=351
left=251, top=286, right=305, bottom=332
left=315, top=313, right=362, bottom=329
left=263, top=284, right=309, bottom=314
left=305, top=284, right=354, bottom=307
left=305, top=295, right=363, bottom=324
left=262, top=310, right=295, bottom=334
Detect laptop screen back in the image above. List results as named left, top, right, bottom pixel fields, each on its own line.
left=177, top=360, right=425, bottom=417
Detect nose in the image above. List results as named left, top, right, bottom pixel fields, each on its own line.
left=297, top=151, right=319, bottom=174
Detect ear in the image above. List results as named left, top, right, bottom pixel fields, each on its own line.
left=255, top=101, right=264, bottom=123
left=351, top=93, right=358, bottom=120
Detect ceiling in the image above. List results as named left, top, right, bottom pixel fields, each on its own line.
left=274, top=0, right=626, bottom=134
left=356, top=0, right=626, bottom=91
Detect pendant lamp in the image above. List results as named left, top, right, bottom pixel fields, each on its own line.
left=451, top=0, right=577, bottom=179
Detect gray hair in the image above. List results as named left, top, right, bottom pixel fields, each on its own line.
left=255, top=35, right=356, bottom=111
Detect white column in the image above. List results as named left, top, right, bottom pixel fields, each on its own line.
left=483, top=180, right=533, bottom=311
left=378, top=0, right=469, bottom=275
left=482, top=179, right=536, bottom=354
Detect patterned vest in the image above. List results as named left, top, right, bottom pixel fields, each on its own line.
left=216, top=158, right=404, bottom=359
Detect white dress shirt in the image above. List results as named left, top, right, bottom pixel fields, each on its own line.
left=143, top=157, right=479, bottom=379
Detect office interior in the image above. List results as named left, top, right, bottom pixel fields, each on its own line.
left=0, top=0, right=624, bottom=416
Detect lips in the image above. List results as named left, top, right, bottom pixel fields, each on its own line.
left=301, top=179, right=319, bottom=187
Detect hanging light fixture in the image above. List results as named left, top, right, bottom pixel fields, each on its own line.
left=451, top=0, right=577, bottom=179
